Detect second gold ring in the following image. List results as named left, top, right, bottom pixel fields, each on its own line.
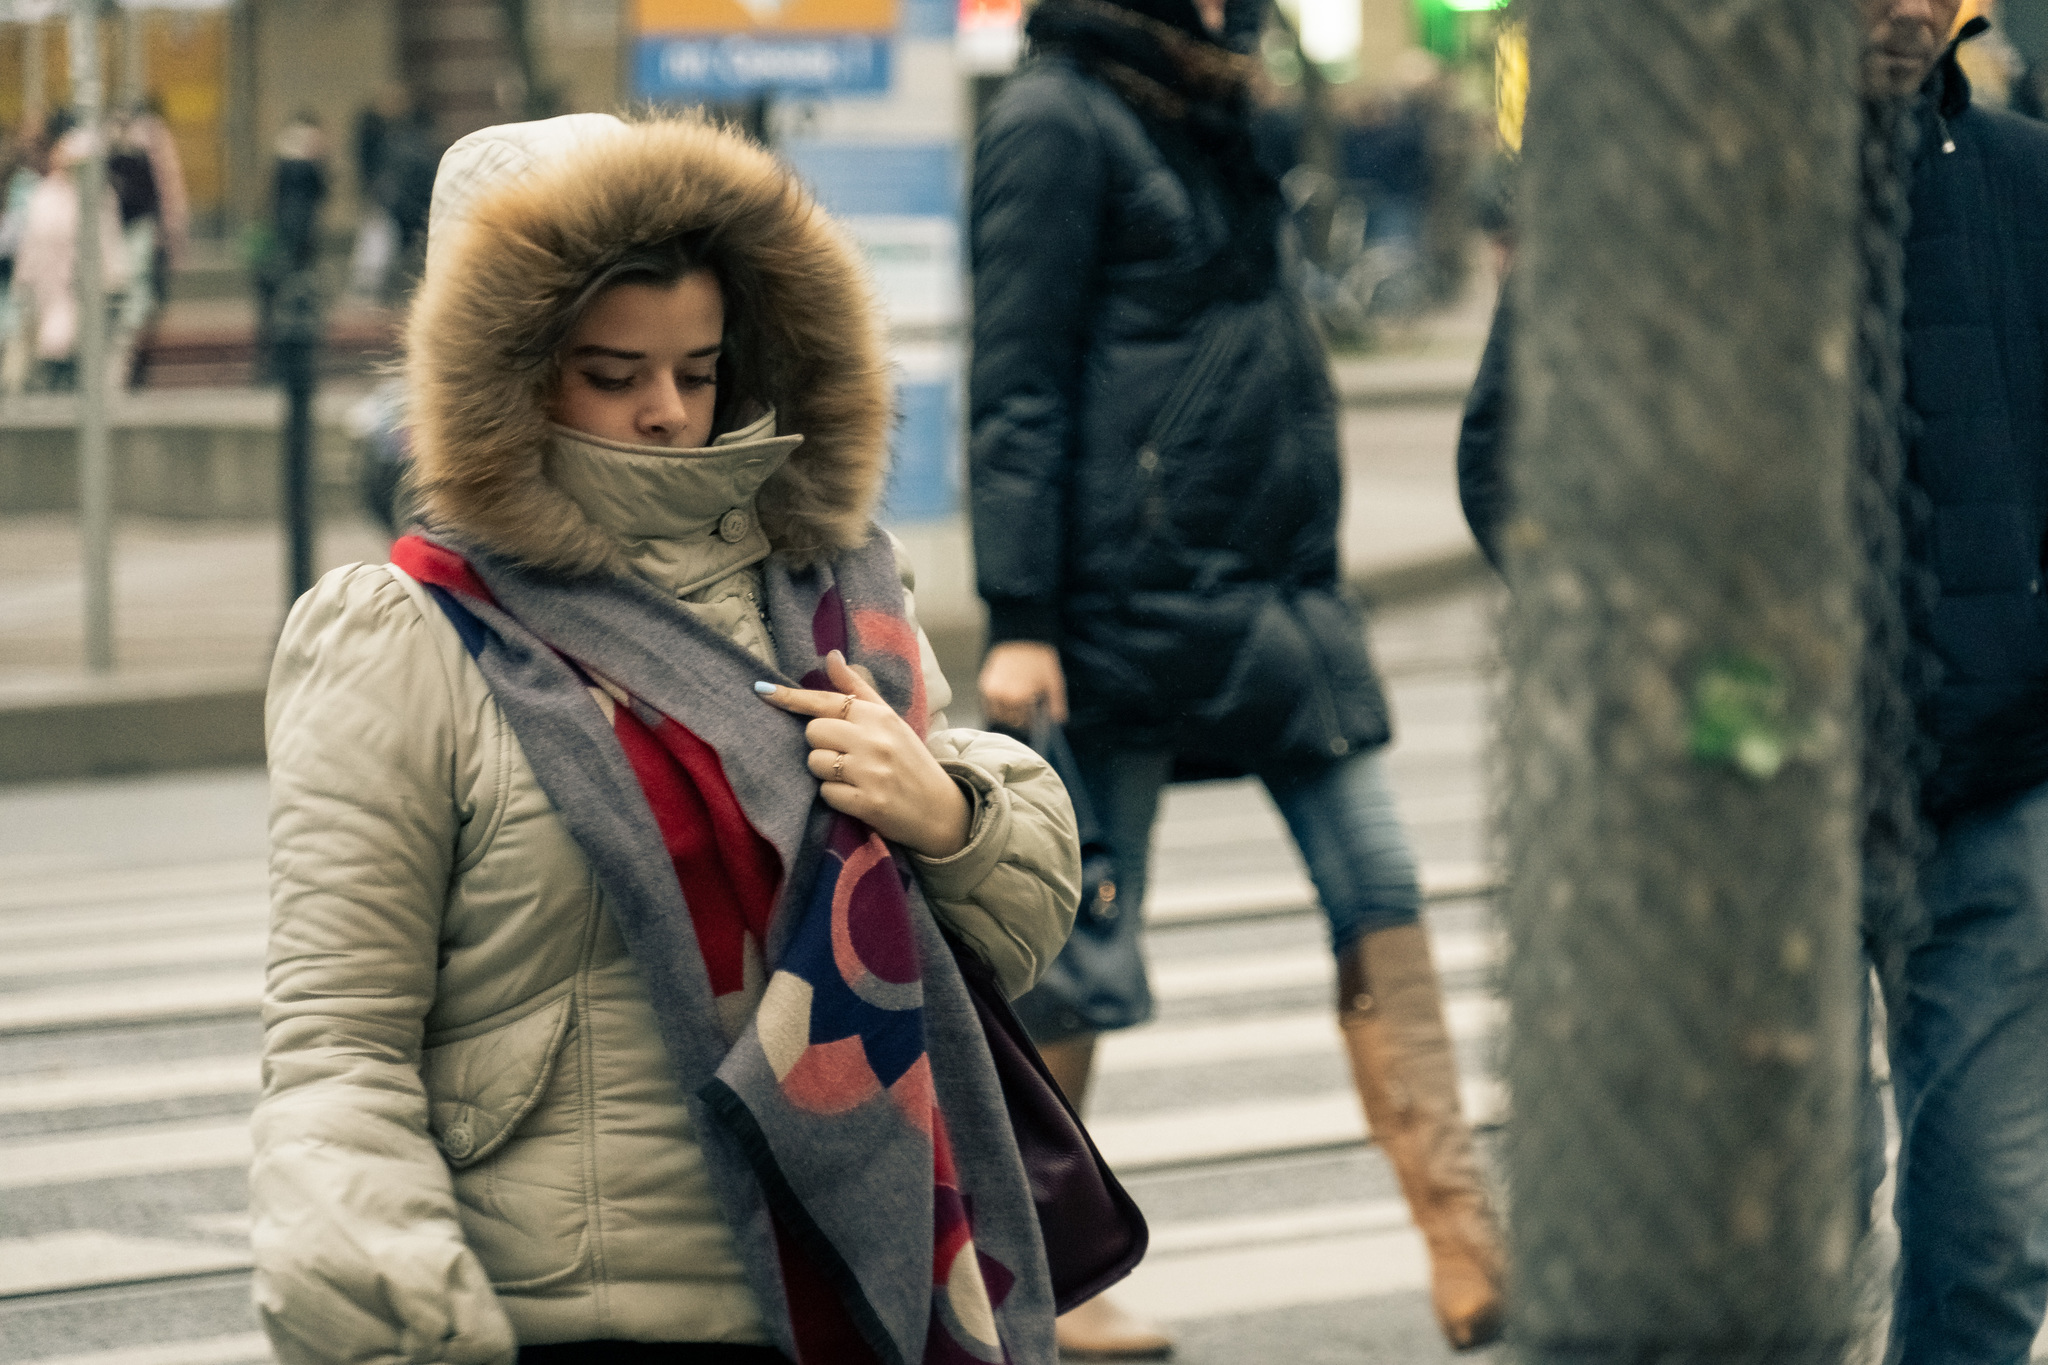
left=832, top=754, right=846, bottom=784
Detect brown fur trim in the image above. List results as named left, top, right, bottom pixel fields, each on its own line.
left=406, top=115, right=892, bottom=576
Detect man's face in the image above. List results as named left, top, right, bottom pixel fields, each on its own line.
left=1863, top=0, right=1965, bottom=98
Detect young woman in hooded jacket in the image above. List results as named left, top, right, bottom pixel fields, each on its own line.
left=253, top=114, right=1080, bottom=1365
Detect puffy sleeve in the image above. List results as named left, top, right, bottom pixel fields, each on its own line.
left=893, top=535, right=1081, bottom=998
left=252, top=564, right=516, bottom=1365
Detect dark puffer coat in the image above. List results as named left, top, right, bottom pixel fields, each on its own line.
left=1458, top=46, right=2048, bottom=824
left=969, top=44, right=1389, bottom=769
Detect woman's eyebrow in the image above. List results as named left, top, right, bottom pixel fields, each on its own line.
left=566, top=344, right=722, bottom=360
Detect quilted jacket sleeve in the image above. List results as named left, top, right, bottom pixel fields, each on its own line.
left=253, top=564, right=516, bottom=1365
left=894, top=538, right=1081, bottom=998
left=968, top=67, right=1107, bottom=647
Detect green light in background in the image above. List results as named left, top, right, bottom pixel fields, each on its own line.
left=1441, top=0, right=1504, bottom=10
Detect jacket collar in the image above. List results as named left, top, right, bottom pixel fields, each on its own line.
left=547, top=410, right=802, bottom=599
left=1927, top=15, right=1986, bottom=121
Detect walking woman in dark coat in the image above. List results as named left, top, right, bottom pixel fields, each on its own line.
left=969, top=0, right=1505, bottom=1352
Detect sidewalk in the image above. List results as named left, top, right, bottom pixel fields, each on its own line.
left=0, top=285, right=1496, bottom=783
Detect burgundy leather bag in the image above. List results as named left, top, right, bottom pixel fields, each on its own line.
left=944, top=931, right=1149, bottom=1313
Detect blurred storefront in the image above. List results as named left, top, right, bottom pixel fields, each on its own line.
left=0, top=0, right=626, bottom=236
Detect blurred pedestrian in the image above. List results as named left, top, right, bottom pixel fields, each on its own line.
left=1460, top=7, right=2048, bottom=1361
left=362, top=92, right=438, bottom=303
left=346, top=84, right=410, bottom=301
left=0, top=122, right=33, bottom=394
left=253, top=112, right=327, bottom=381
left=13, top=122, right=128, bottom=392
left=108, top=98, right=189, bottom=385
left=970, top=0, right=1506, bottom=1353
left=252, top=112, right=1078, bottom=1365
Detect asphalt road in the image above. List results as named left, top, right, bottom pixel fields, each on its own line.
left=0, top=572, right=1513, bottom=1365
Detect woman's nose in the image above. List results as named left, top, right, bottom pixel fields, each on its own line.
left=638, top=373, right=690, bottom=442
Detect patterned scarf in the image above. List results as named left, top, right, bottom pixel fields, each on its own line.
left=389, top=530, right=1054, bottom=1365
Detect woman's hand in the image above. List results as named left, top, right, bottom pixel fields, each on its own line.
left=978, top=641, right=1067, bottom=730
left=755, top=650, right=972, bottom=858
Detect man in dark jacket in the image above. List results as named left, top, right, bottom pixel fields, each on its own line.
left=970, top=0, right=1504, bottom=1353
left=1460, top=4, right=2048, bottom=1358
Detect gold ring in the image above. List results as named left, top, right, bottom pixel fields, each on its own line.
left=833, top=754, right=846, bottom=784
left=839, top=694, right=855, bottom=720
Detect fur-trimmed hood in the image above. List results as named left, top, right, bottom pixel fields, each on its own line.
left=406, top=114, right=891, bottom=576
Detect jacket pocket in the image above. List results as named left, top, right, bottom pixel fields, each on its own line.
left=420, top=989, right=575, bottom=1169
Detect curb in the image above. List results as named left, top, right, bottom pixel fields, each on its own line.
left=0, top=553, right=1489, bottom=788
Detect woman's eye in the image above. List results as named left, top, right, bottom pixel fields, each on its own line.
left=680, top=372, right=717, bottom=390
left=584, top=373, right=633, bottom=392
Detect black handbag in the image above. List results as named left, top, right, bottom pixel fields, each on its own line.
left=1004, top=714, right=1154, bottom=1041
left=943, top=929, right=1149, bottom=1312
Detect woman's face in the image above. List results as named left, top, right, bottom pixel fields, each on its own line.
left=550, top=269, right=724, bottom=449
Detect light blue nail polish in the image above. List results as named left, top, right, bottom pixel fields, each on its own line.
left=753, top=681, right=777, bottom=695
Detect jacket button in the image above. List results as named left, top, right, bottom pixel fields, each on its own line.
left=1329, top=736, right=1350, bottom=756
left=441, top=1116, right=475, bottom=1160
left=718, top=509, right=750, bottom=543
left=2032, top=579, right=2042, bottom=596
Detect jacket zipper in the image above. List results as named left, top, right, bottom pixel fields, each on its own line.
left=1936, top=111, right=1956, bottom=154
left=1136, top=317, right=1239, bottom=528
left=1306, top=642, right=1349, bottom=758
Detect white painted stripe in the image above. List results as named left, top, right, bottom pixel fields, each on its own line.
left=0, top=1230, right=252, bottom=1298
left=1, top=932, right=266, bottom=978
left=0, top=862, right=266, bottom=914
left=1093, top=1092, right=1365, bottom=1169
left=1150, top=928, right=1501, bottom=1002
left=0, top=1119, right=251, bottom=1189
left=13, top=1333, right=271, bottom=1365
left=1145, top=1198, right=1412, bottom=1256
left=1116, top=1226, right=1430, bottom=1322
left=0, top=900, right=265, bottom=952
left=0, top=973, right=261, bottom=1034
left=0, top=1057, right=259, bottom=1114
left=1146, top=865, right=1498, bottom=927
left=1154, top=793, right=1484, bottom=850
left=1090, top=1078, right=1505, bottom=1172
left=1100, top=994, right=1505, bottom=1073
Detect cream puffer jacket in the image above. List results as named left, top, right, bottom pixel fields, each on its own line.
left=253, top=112, right=1081, bottom=1365
left=255, top=450, right=1078, bottom=1362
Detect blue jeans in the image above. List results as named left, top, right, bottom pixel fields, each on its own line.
left=1889, top=779, right=2048, bottom=1363
left=1013, top=742, right=1422, bottom=1042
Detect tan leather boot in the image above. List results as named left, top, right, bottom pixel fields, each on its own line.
left=1338, top=922, right=1505, bottom=1351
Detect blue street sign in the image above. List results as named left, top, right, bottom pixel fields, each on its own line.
left=634, top=33, right=891, bottom=97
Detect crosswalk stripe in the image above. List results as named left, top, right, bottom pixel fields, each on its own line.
left=1145, top=1198, right=1413, bottom=1256
left=0, top=1120, right=252, bottom=1189
left=0, top=929, right=1497, bottom=1036
left=1100, top=995, right=1505, bottom=1072
left=0, top=974, right=261, bottom=1036
left=0, top=1057, right=259, bottom=1114
left=1145, top=863, right=1496, bottom=927
left=0, top=862, right=267, bottom=915
left=1151, top=928, right=1500, bottom=1002
left=1090, top=1078, right=1505, bottom=1172
left=0, top=1231, right=253, bottom=1299
left=0, top=901, right=265, bottom=952
left=11, top=1334, right=272, bottom=1365
left=1, top=932, right=266, bottom=979
left=1156, top=793, right=1484, bottom=851
left=1115, top=1225, right=1431, bottom=1322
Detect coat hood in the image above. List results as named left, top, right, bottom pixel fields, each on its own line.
left=406, top=114, right=891, bottom=576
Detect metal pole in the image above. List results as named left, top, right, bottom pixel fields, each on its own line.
left=1500, top=0, right=1867, bottom=1359
left=71, top=0, right=114, bottom=674
left=274, top=260, right=322, bottom=603
left=120, top=1, right=143, bottom=109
